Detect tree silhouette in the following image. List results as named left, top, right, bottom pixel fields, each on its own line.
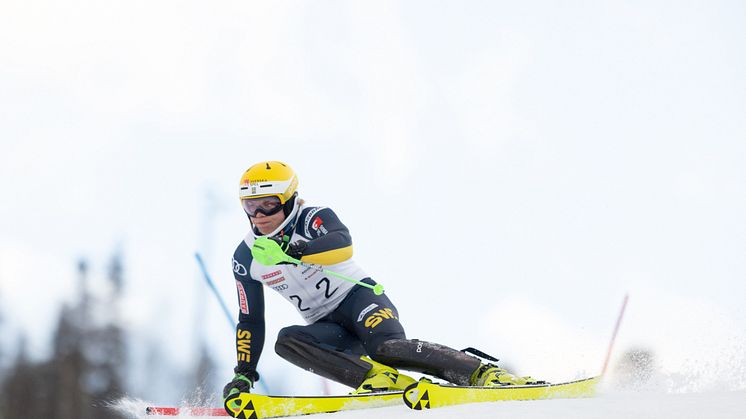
left=0, top=252, right=130, bottom=419
left=1, top=336, right=56, bottom=419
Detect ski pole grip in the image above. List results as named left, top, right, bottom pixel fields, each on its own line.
left=252, top=237, right=294, bottom=265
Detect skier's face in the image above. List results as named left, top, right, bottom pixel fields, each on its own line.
left=250, top=209, right=286, bottom=235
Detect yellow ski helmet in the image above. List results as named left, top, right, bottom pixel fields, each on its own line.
left=239, top=161, right=299, bottom=204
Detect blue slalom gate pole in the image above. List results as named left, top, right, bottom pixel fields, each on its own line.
left=195, top=253, right=235, bottom=330
left=194, top=252, right=270, bottom=394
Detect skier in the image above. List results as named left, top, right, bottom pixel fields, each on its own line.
left=223, top=161, right=540, bottom=400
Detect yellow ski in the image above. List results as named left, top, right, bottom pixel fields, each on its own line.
left=403, top=376, right=600, bottom=410
left=224, top=391, right=402, bottom=418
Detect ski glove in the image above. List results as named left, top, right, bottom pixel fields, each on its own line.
left=223, top=371, right=254, bottom=399
left=268, top=237, right=308, bottom=261
left=286, top=240, right=307, bottom=260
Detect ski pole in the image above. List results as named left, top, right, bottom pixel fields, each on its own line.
left=251, top=237, right=385, bottom=295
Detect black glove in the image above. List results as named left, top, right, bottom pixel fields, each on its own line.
left=268, top=236, right=307, bottom=261
left=223, top=368, right=257, bottom=399
left=286, top=240, right=307, bottom=260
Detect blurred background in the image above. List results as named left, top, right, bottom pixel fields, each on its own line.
left=1, top=1, right=745, bottom=418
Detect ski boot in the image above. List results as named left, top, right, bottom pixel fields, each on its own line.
left=471, top=363, right=546, bottom=386
left=352, top=357, right=416, bottom=394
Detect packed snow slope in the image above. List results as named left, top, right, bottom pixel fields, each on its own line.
left=344, top=390, right=745, bottom=419
left=118, top=389, right=745, bottom=419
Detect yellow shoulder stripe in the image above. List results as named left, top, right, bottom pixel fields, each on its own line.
left=301, top=246, right=353, bottom=265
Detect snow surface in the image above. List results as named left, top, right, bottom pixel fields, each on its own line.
left=114, top=389, right=746, bottom=419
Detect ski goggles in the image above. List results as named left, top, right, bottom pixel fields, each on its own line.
left=242, top=196, right=284, bottom=217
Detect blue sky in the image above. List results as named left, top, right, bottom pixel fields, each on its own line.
left=2, top=1, right=745, bottom=397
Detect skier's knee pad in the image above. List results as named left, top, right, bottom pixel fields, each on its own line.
left=274, top=326, right=313, bottom=359
left=274, top=331, right=371, bottom=388
left=363, top=332, right=404, bottom=358
left=371, top=339, right=482, bottom=386
left=276, top=325, right=305, bottom=344
left=277, top=323, right=366, bottom=356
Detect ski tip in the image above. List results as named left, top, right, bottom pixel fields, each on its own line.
left=145, top=406, right=177, bottom=416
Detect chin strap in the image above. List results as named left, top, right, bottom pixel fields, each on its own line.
left=283, top=193, right=298, bottom=217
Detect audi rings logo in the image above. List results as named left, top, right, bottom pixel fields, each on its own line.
left=233, top=258, right=248, bottom=276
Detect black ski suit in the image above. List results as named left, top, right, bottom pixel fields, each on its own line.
left=231, top=203, right=481, bottom=388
